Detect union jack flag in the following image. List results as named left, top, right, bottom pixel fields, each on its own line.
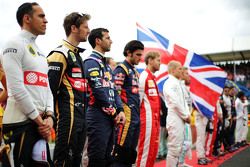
left=136, top=23, right=227, bottom=119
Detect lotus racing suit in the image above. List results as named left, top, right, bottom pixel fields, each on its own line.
left=1, top=30, right=54, bottom=166
left=47, top=40, right=87, bottom=167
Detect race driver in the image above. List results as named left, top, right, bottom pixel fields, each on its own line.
left=136, top=51, right=161, bottom=167
left=113, top=40, right=144, bottom=167
left=47, top=12, right=91, bottom=167
left=83, top=28, right=125, bottom=167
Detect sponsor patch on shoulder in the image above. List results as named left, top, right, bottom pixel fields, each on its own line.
left=3, top=48, right=17, bottom=55
left=90, top=71, right=99, bottom=77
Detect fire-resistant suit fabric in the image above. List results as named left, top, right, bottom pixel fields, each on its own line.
left=83, top=50, right=123, bottom=167
left=163, top=74, right=190, bottom=167
left=136, top=68, right=160, bottom=167
left=1, top=30, right=54, bottom=167
left=47, top=40, right=87, bottom=167
left=113, top=60, right=140, bottom=166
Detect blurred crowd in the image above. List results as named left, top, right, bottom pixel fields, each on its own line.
left=219, top=62, right=250, bottom=89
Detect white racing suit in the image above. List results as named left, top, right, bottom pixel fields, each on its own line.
left=178, top=81, right=192, bottom=165
left=1, top=30, right=54, bottom=166
left=163, top=75, right=190, bottom=167
left=242, top=100, right=249, bottom=141
left=235, top=97, right=245, bottom=143
left=195, top=111, right=208, bottom=159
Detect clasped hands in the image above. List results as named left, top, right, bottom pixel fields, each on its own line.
left=38, top=116, right=54, bottom=141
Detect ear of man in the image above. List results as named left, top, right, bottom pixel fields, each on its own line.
left=23, top=14, right=31, bottom=24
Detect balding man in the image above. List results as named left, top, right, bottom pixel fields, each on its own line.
left=163, top=60, right=191, bottom=167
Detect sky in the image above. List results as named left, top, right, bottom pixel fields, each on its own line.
left=0, top=0, right=250, bottom=62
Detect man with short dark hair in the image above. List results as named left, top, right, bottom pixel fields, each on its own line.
left=1, top=2, right=54, bottom=166
left=84, top=28, right=125, bottom=167
left=47, top=12, right=91, bottom=167
left=113, top=40, right=144, bottom=167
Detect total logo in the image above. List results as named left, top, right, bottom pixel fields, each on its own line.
left=24, top=71, right=48, bottom=87
left=74, top=80, right=87, bottom=88
left=74, top=81, right=82, bottom=88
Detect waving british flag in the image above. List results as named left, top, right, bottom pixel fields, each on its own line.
left=136, top=23, right=227, bottom=119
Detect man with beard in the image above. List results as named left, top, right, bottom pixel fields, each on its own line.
left=47, top=12, right=91, bottom=167
left=83, top=28, right=125, bottom=167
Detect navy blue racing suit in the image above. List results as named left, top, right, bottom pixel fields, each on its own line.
left=112, top=60, right=140, bottom=166
left=83, top=50, right=124, bottom=167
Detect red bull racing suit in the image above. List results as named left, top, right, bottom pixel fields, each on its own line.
left=83, top=50, right=124, bottom=167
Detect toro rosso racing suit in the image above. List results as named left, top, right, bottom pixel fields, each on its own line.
left=136, top=68, right=161, bottom=167
left=1, top=30, right=54, bottom=166
left=113, top=60, right=140, bottom=165
left=47, top=40, right=87, bottom=167
left=83, top=51, right=124, bottom=167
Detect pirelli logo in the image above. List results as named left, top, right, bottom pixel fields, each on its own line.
left=24, top=71, right=48, bottom=87
left=3, top=48, right=17, bottom=55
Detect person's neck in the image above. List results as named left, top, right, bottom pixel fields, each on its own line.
left=67, top=36, right=79, bottom=47
left=147, top=65, right=155, bottom=74
left=94, top=47, right=105, bottom=55
left=22, top=27, right=37, bottom=36
left=125, top=58, right=134, bottom=67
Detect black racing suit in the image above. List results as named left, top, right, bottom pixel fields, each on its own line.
left=113, top=60, right=140, bottom=166
left=83, top=51, right=124, bottom=167
left=47, top=40, right=87, bottom=167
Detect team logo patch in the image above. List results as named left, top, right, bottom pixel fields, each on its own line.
left=27, top=45, right=36, bottom=56
left=67, top=77, right=87, bottom=92
left=69, top=51, right=76, bottom=62
left=148, top=88, right=158, bottom=96
left=24, top=71, right=48, bottom=87
left=90, top=71, right=99, bottom=77
left=148, top=80, right=155, bottom=88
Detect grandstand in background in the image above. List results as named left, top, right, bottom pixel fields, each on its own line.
left=202, top=50, right=250, bottom=91
left=201, top=36, right=250, bottom=92
left=200, top=39, right=250, bottom=125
